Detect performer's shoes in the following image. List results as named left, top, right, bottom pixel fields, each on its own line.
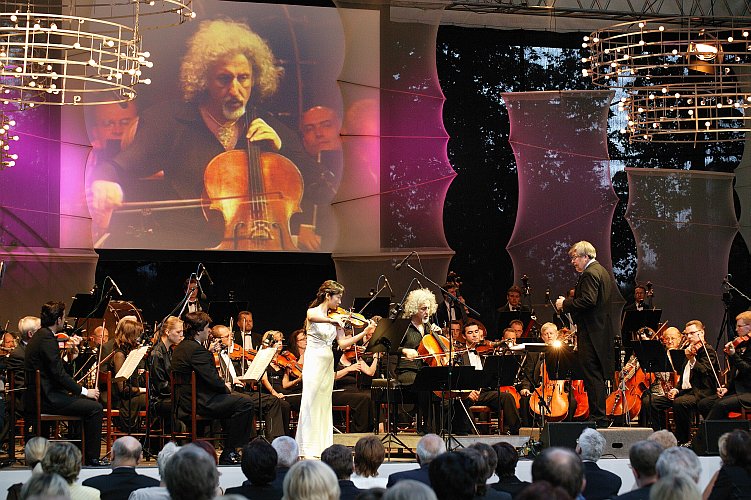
left=219, top=449, right=242, bottom=465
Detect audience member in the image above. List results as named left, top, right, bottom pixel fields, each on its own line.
left=164, top=444, right=219, bottom=500
left=649, top=471, right=700, bottom=500
left=226, top=438, right=282, bottom=500
left=614, top=440, right=663, bottom=500
left=83, top=436, right=158, bottom=500
left=457, top=447, right=511, bottom=499
left=648, top=430, right=677, bottom=449
left=282, top=460, right=340, bottom=500
left=655, top=446, right=701, bottom=483
left=704, top=430, right=751, bottom=500
left=429, top=451, right=477, bottom=500
left=576, top=428, right=622, bottom=500
left=530, top=447, right=584, bottom=500
left=491, top=442, right=530, bottom=498
left=355, top=488, right=386, bottom=500
left=321, top=444, right=363, bottom=500
left=271, top=436, right=299, bottom=490
left=386, top=433, right=445, bottom=487
left=7, top=437, right=50, bottom=500
left=127, top=442, right=180, bottom=500
left=41, top=443, right=100, bottom=500
left=515, top=481, right=572, bottom=500
left=21, top=473, right=71, bottom=500
left=354, top=436, right=386, bottom=478
left=382, top=479, right=436, bottom=500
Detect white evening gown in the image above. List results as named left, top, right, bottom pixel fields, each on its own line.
left=295, top=321, right=337, bottom=458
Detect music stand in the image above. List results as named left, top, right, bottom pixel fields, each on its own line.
left=207, top=300, right=249, bottom=328
left=365, top=318, right=413, bottom=459
left=632, top=340, right=683, bottom=431
left=353, top=297, right=391, bottom=319
left=496, top=311, right=532, bottom=341
left=621, top=310, right=662, bottom=345
left=483, top=355, right=521, bottom=435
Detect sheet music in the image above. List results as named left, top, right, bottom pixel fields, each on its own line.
left=239, top=346, right=276, bottom=382
left=114, top=346, right=149, bottom=381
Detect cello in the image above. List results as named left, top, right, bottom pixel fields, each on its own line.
left=528, top=363, right=569, bottom=421
left=203, top=111, right=303, bottom=251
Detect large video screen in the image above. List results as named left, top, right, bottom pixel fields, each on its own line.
left=83, top=1, right=352, bottom=252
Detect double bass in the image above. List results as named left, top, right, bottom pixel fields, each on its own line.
left=203, top=111, right=303, bottom=251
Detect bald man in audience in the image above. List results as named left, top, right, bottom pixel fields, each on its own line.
left=614, top=440, right=662, bottom=500
left=386, top=433, right=445, bottom=487
left=82, top=436, right=158, bottom=500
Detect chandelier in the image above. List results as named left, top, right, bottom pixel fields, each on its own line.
left=583, top=17, right=751, bottom=142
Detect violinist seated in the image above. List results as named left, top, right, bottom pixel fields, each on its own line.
left=333, top=318, right=381, bottom=433
left=454, top=320, right=521, bottom=435
left=639, top=326, right=682, bottom=430
left=148, top=316, right=184, bottom=430
left=657, top=320, right=720, bottom=446
left=210, top=325, right=286, bottom=440
left=698, top=312, right=751, bottom=421
left=110, top=316, right=148, bottom=432
left=259, top=329, right=301, bottom=436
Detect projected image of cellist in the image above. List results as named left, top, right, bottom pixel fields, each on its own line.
left=88, top=19, right=314, bottom=251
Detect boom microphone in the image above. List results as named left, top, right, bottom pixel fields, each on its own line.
left=108, top=276, right=123, bottom=296
left=394, top=251, right=415, bottom=271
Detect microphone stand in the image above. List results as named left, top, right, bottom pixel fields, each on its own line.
left=357, top=277, right=389, bottom=316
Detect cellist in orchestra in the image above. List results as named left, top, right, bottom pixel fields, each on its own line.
left=23, top=301, right=105, bottom=466
left=699, top=311, right=751, bottom=421
left=638, top=326, right=683, bottom=430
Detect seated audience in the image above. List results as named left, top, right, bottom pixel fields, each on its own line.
left=530, top=447, right=584, bottom=500
left=386, top=433, right=445, bottom=487
left=655, top=446, right=701, bottom=484
left=614, top=440, right=662, bottom=500
left=648, top=430, right=677, bottom=449
left=704, top=430, right=751, bottom=500
left=7, top=437, right=49, bottom=500
left=271, top=436, right=299, bottom=490
left=41, top=443, right=100, bottom=500
left=164, top=444, right=219, bottom=500
left=491, top=442, right=530, bottom=498
left=282, top=460, right=340, bottom=500
left=127, top=442, right=180, bottom=500
left=649, top=471, right=700, bottom=500
left=429, top=452, right=477, bottom=500
left=515, top=481, right=572, bottom=500
left=83, top=436, right=159, bottom=500
left=353, top=436, right=386, bottom=484
left=355, top=488, right=386, bottom=500
left=457, top=447, right=510, bottom=499
left=321, top=444, right=363, bottom=500
left=382, top=480, right=436, bottom=500
left=226, top=438, right=283, bottom=500
left=576, top=428, right=622, bottom=500
left=21, top=473, right=71, bottom=500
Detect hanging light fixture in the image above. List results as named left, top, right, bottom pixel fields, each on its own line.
left=0, top=111, right=18, bottom=169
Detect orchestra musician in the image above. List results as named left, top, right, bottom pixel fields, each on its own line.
left=110, top=316, right=148, bottom=432
left=234, top=310, right=260, bottom=351
left=448, top=320, right=464, bottom=345
left=184, top=277, right=207, bottom=314
left=435, top=282, right=466, bottom=327
left=556, top=240, right=615, bottom=428
left=518, top=322, right=560, bottom=427
left=622, top=284, right=654, bottom=316
left=455, top=319, right=521, bottom=435
left=148, top=316, right=184, bottom=428
left=24, top=301, right=104, bottom=466
left=639, top=326, right=683, bottom=430
left=6, top=316, right=41, bottom=415
left=666, top=320, right=720, bottom=446
left=698, top=311, right=751, bottom=421
left=259, top=330, right=298, bottom=436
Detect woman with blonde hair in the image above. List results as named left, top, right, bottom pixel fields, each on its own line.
left=282, top=460, right=339, bottom=500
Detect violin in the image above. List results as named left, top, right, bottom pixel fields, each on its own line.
left=273, top=350, right=303, bottom=378
left=228, top=344, right=257, bottom=362
left=328, top=308, right=367, bottom=328
left=726, top=333, right=751, bottom=353
left=343, top=345, right=368, bottom=363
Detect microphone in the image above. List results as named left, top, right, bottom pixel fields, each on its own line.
left=384, top=276, right=395, bottom=297
left=545, top=287, right=550, bottom=305
left=108, top=276, right=123, bottom=296
left=199, top=263, right=215, bottom=286
left=0, top=261, right=5, bottom=288
left=394, top=251, right=415, bottom=271
left=368, top=288, right=376, bottom=297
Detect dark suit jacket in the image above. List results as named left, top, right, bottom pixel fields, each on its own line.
left=676, top=344, right=720, bottom=399
left=492, top=475, right=530, bottom=498
left=582, top=461, right=622, bottom=500
left=7, top=342, right=26, bottom=412
left=435, top=301, right=466, bottom=328
left=171, top=337, right=229, bottom=414
left=386, top=463, right=431, bottom=487
left=614, top=483, right=652, bottom=500
left=338, top=479, right=363, bottom=500
left=562, top=260, right=615, bottom=374
left=82, top=467, right=159, bottom=500
left=226, top=481, right=283, bottom=500
left=271, top=466, right=290, bottom=491
left=476, top=488, right=512, bottom=499
left=706, top=464, right=751, bottom=500
left=726, top=346, right=751, bottom=395
left=24, top=327, right=84, bottom=412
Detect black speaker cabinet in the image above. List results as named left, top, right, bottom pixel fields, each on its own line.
left=541, top=422, right=596, bottom=449
left=695, top=419, right=750, bottom=456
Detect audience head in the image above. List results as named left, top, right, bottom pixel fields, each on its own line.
left=24, top=436, right=49, bottom=469
left=321, top=444, right=354, bottom=480
left=241, top=438, right=278, bottom=486
left=382, top=479, right=437, bottom=500
left=41, top=442, right=82, bottom=484
left=628, top=440, right=663, bottom=486
left=112, top=435, right=142, bottom=467
left=531, top=447, right=584, bottom=498
left=192, top=439, right=218, bottom=465
left=282, top=459, right=340, bottom=500
left=428, top=451, right=476, bottom=500
left=157, top=442, right=180, bottom=480
left=469, top=442, right=497, bottom=482
left=20, top=473, right=70, bottom=500
left=493, top=441, right=520, bottom=478
left=576, top=428, right=606, bottom=462
left=515, top=480, right=572, bottom=500
left=356, top=489, right=386, bottom=500
left=656, top=446, right=701, bottom=483
left=164, top=444, right=219, bottom=500
left=353, top=435, right=385, bottom=478
left=272, top=436, right=299, bottom=468
left=648, top=429, right=678, bottom=449
left=457, top=447, right=490, bottom=497
left=416, top=433, right=446, bottom=465
left=649, top=471, right=700, bottom=500
left=718, top=429, right=751, bottom=471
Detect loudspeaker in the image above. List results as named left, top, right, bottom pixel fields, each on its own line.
left=599, top=427, right=654, bottom=458
left=541, top=422, right=595, bottom=449
left=695, top=420, right=751, bottom=456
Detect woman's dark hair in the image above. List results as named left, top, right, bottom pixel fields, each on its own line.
left=241, top=439, right=278, bottom=485
left=354, top=436, right=385, bottom=478
left=287, top=328, right=306, bottom=359
left=309, top=280, right=344, bottom=308
left=492, top=442, right=519, bottom=477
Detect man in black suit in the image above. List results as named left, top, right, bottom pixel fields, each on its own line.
left=576, top=428, right=622, bottom=500
left=321, top=444, right=362, bottom=500
left=83, top=436, right=159, bottom=500
left=435, top=282, right=466, bottom=328
left=556, top=240, right=614, bottom=427
left=614, top=440, right=662, bottom=500
left=386, top=433, right=445, bottom=487
left=23, top=301, right=104, bottom=465
left=226, top=439, right=283, bottom=500
left=7, top=316, right=40, bottom=416
left=170, top=311, right=255, bottom=465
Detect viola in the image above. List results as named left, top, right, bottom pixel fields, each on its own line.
left=328, top=308, right=367, bottom=328
left=343, top=345, right=372, bottom=363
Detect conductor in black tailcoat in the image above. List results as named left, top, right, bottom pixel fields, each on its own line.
left=556, top=240, right=614, bottom=427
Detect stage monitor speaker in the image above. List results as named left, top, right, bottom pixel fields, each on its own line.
left=541, top=422, right=595, bottom=449
left=599, top=427, right=654, bottom=458
left=695, top=419, right=751, bottom=456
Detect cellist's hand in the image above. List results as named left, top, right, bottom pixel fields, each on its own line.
left=717, top=387, right=729, bottom=398
left=667, top=388, right=678, bottom=400
left=85, top=388, right=100, bottom=401
left=247, top=118, right=282, bottom=151
left=402, top=348, right=419, bottom=360
left=89, top=180, right=123, bottom=230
